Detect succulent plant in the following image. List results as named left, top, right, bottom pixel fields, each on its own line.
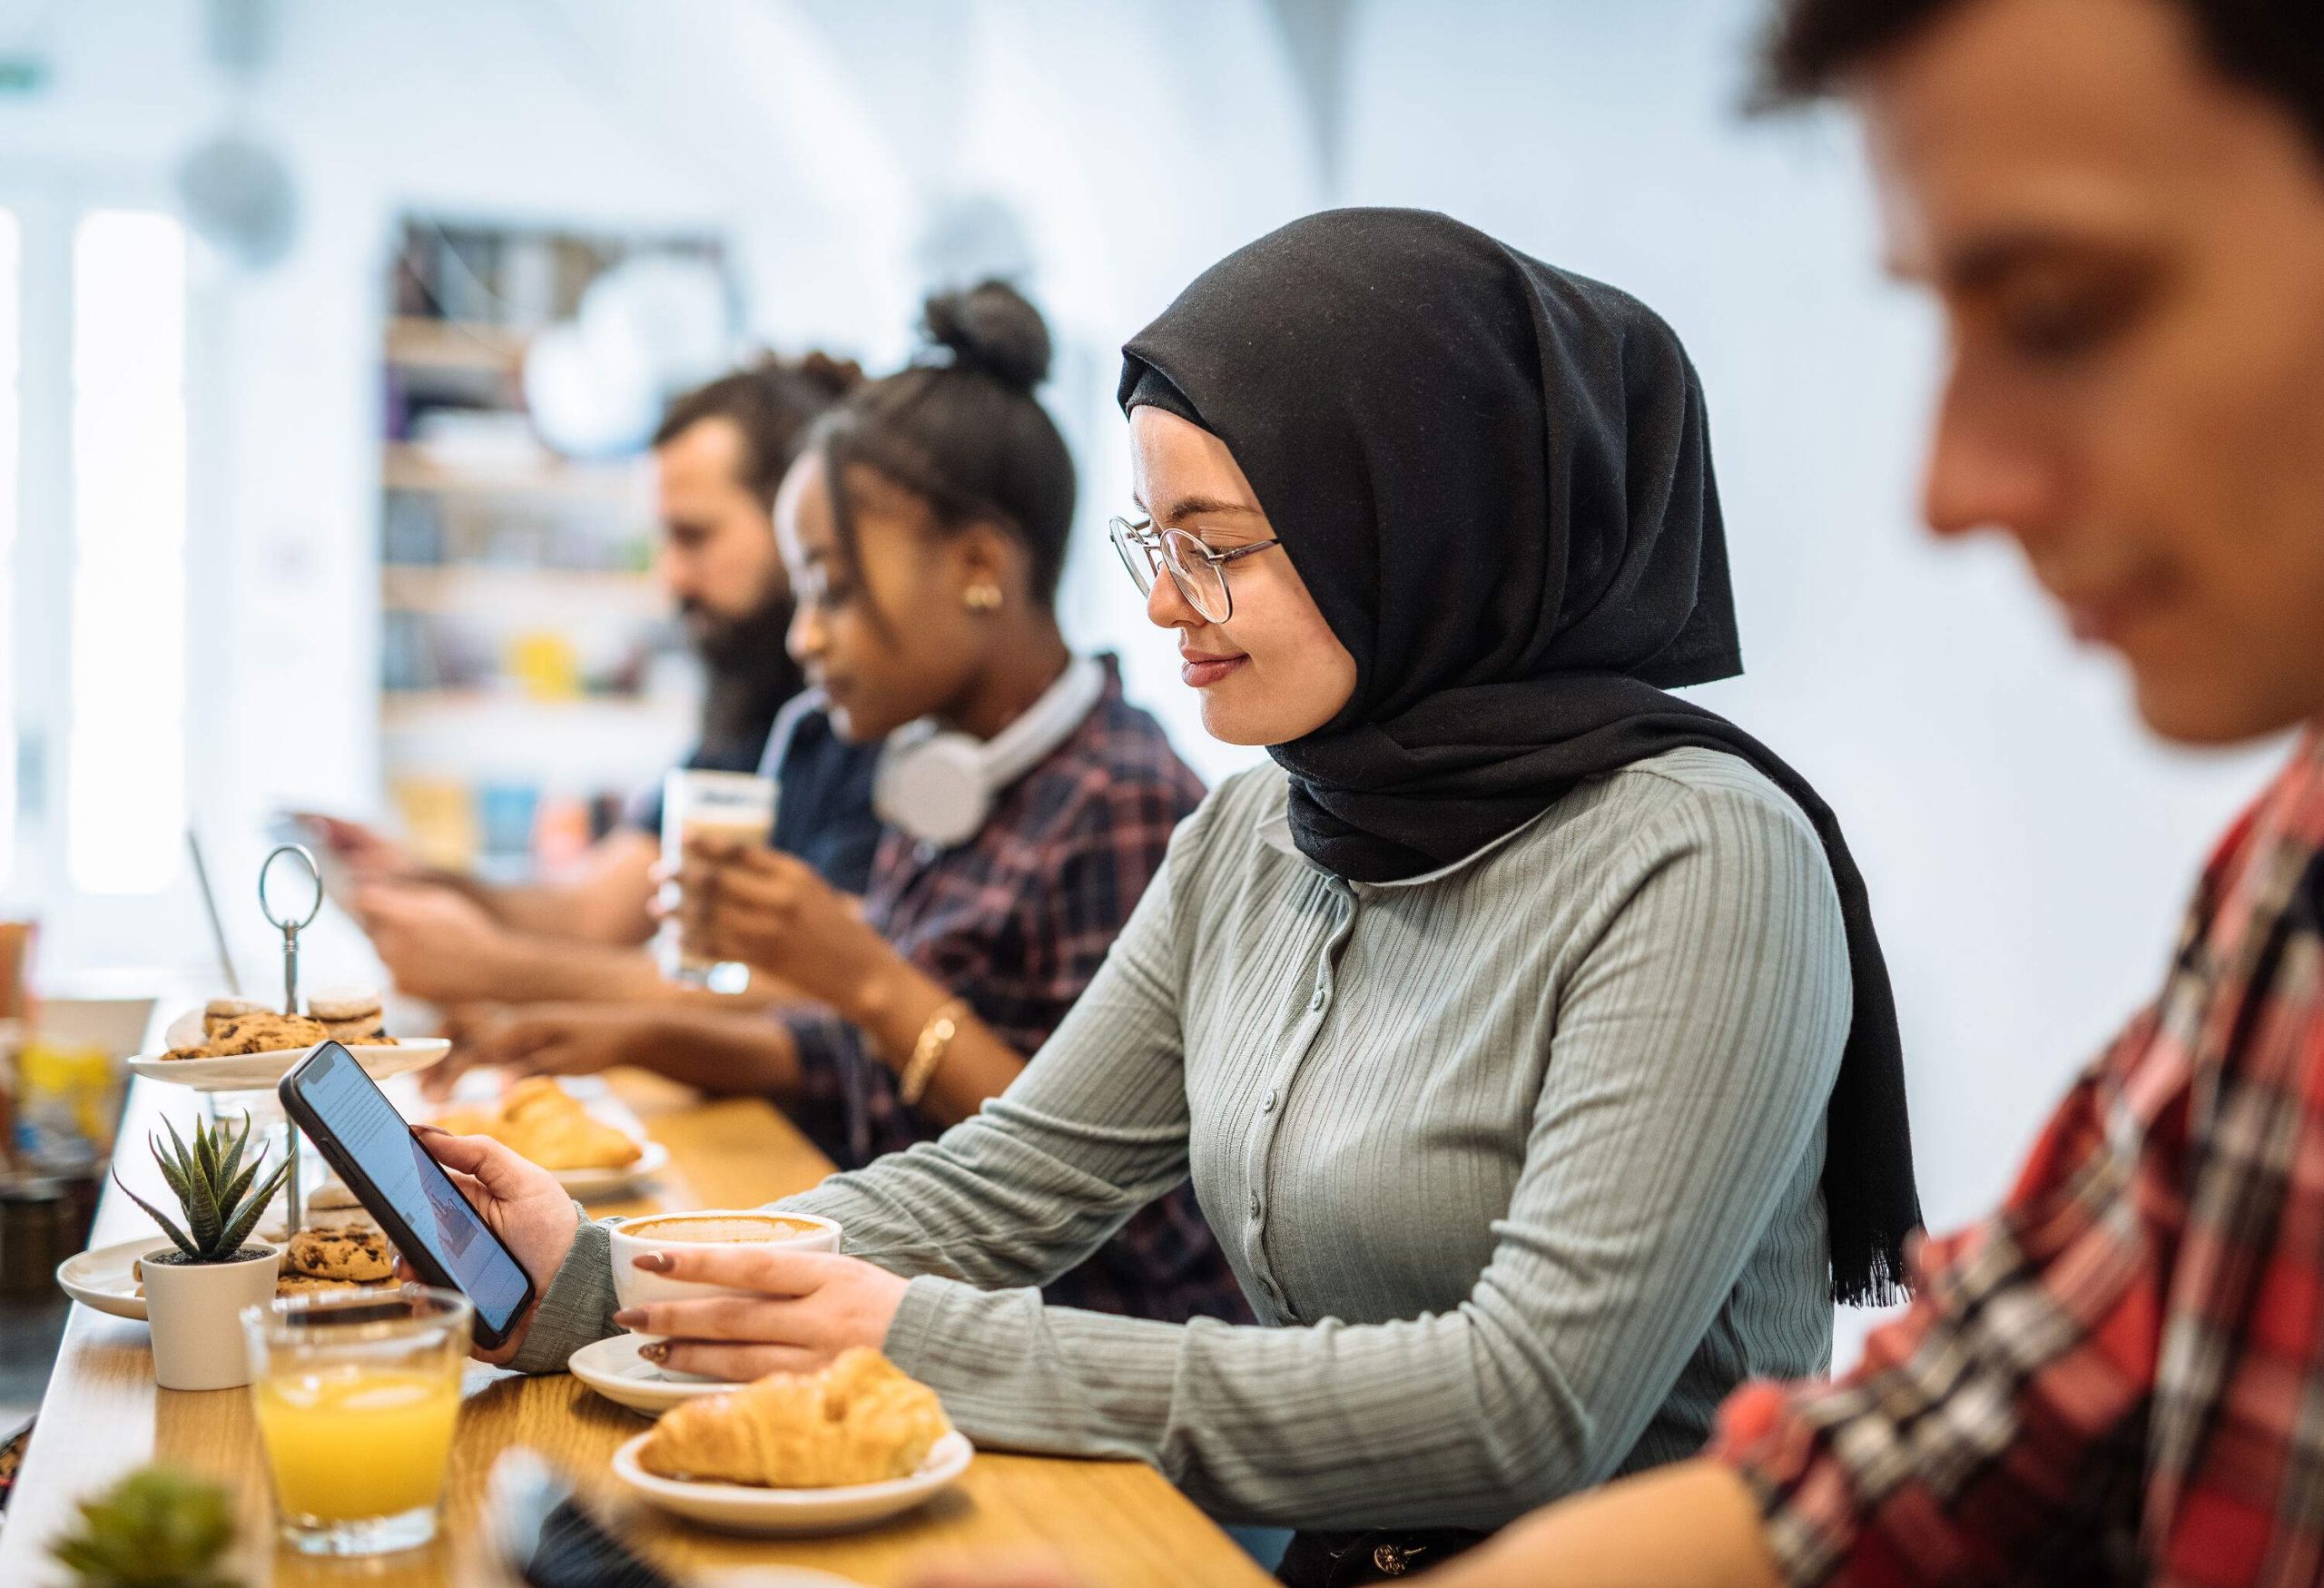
left=113, top=1112, right=288, bottom=1265
left=48, top=1464, right=241, bottom=1588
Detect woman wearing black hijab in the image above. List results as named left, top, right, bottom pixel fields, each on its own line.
left=436, top=210, right=1917, bottom=1586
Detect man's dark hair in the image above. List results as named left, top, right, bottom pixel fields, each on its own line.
left=653, top=351, right=865, bottom=508
left=1759, top=0, right=2324, bottom=151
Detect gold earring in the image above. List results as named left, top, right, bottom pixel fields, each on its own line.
left=964, top=582, right=1003, bottom=613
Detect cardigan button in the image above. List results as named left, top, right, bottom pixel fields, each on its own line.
left=1373, top=1543, right=1415, bottom=1575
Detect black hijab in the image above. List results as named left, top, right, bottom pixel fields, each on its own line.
left=1120, top=208, right=1918, bottom=1304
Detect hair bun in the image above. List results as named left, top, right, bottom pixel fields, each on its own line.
left=921, top=280, right=1051, bottom=394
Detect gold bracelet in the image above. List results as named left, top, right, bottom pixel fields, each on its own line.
left=898, top=997, right=972, bottom=1108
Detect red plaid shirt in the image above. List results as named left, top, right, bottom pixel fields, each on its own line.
left=783, top=659, right=1254, bottom=1327
left=1714, top=730, right=2324, bottom=1586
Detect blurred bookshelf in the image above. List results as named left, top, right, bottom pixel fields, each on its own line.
left=379, top=216, right=732, bottom=882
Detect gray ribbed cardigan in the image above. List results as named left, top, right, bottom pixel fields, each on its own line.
left=513, top=747, right=1849, bottom=1531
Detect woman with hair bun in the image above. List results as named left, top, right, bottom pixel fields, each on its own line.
left=457, top=281, right=1250, bottom=1327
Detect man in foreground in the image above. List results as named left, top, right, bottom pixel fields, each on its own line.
left=1413, top=0, right=2324, bottom=1583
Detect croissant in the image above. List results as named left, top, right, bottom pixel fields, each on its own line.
left=435, top=1077, right=642, bottom=1170
left=430, top=1106, right=498, bottom=1139
left=638, top=1348, right=951, bottom=1488
left=499, top=1079, right=642, bottom=1170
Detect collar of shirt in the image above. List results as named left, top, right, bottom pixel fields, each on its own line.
left=1254, top=786, right=1553, bottom=890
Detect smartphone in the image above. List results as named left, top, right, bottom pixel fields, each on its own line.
left=279, top=1041, right=535, bottom=1348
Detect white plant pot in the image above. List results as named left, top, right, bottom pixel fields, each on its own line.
left=141, top=1242, right=281, bottom=1392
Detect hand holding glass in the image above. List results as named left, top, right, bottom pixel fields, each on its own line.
left=655, top=770, right=775, bottom=988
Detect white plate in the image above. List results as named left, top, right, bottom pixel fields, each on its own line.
left=567, top=1333, right=737, bottom=1415
left=554, top=1139, right=669, bottom=1201
left=611, top=1428, right=972, bottom=1535
left=55, top=1236, right=164, bottom=1321
left=127, top=1038, right=449, bottom=1094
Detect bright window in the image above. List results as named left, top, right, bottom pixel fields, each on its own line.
left=0, top=208, right=15, bottom=893
left=67, top=210, right=187, bottom=893
left=0, top=209, right=16, bottom=891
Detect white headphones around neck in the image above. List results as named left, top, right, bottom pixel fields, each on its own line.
left=875, top=656, right=1108, bottom=848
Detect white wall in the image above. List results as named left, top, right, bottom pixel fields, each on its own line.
left=1, top=0, right=940, bottom=979
left=2, top=0, right=1318, bottom=978
left=1335, top=0, right=2284, bottom=1327
left=795, top=0, right=1324, bottom=784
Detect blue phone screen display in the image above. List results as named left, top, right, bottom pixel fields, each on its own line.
left=294, top=1047, right=530, bottom=1332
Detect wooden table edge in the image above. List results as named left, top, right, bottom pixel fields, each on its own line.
left=0, top=1070, right=1274, bottom=1587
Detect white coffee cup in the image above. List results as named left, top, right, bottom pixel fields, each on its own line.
left=607, top=1210, right=841, bottom=1381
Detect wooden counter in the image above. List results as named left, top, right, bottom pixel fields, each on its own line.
left=0, top=1070, right=1270, bottom=1587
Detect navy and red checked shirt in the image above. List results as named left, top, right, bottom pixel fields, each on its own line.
left=1717, top=730, right=2324, bottom=1585
left=781, top=658, right=1253, bottom=1326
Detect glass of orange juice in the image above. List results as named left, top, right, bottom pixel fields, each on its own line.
left=241, top=1285, right=470, bottom=1555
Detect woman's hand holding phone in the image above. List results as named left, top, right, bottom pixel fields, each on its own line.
left=405, top=1126, right=580, bottom=1364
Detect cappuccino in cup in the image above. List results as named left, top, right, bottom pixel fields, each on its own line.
left=608, top=1208, right=842, bottom=1380
left=621, top=1214, right=827, bottom=1245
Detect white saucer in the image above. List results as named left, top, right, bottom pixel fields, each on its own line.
left=567, top=1333, right=738, bottom=1415
left=127, top=1038, right=449, bottom=1094
left=56, top=1236, right=163, bottom=1321
left=555, top=1139, right=670, bottom=1202
left=611, top=1428, right=972, bottom=1535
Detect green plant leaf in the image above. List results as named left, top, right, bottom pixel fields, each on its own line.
left=48, top=1463, right=238, bottom=1587
left=154, top=1122, right=198, bottom=1207
left=192, top=1115, right=218, bottom=1186
left=215, top=1160, right=289, bottom=1257
left=159, top=1115, right=192, bottom=1172
left=214, top=1114, right=249, bottom=1191
left=148, top=1130, right=192, bottom=1207
left=185, top=1124, right=228, bottom=1254
left=155, top=1118, right=227, bottom=1257
left=113, top=1174, right=197, bottom=1260
left=184, top=1168, right=222, bottom=1258
left=215, top=1152, right=265, bottom=1226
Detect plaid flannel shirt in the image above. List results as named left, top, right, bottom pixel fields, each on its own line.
left=1714, top=730, right=2324, bottom=1586
left=783, top=661, right=1253, bottom=1327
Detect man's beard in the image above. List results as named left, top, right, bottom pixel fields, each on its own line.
left=684, top=585, right=805, bottom=759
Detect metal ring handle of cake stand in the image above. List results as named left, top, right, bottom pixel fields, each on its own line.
left=259, top=844, right=325, bottom=1231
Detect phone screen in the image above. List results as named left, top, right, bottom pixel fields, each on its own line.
left=281, top=1044, right=532, bottom=1339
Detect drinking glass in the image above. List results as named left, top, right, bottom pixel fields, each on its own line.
left=656, top=769, right=776, bottom=989
left=241, top=1285, right=470, bottom=1556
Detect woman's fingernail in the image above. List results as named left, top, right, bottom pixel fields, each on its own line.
left=635, top=1251, right=673, bottom=1273
left=639, top=1342, right=668, bottom=1363
left=613, top=1308, right=646, bottom=1328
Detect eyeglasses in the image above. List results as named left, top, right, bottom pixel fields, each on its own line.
left=1108, top=516, right=1281, bottom=624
